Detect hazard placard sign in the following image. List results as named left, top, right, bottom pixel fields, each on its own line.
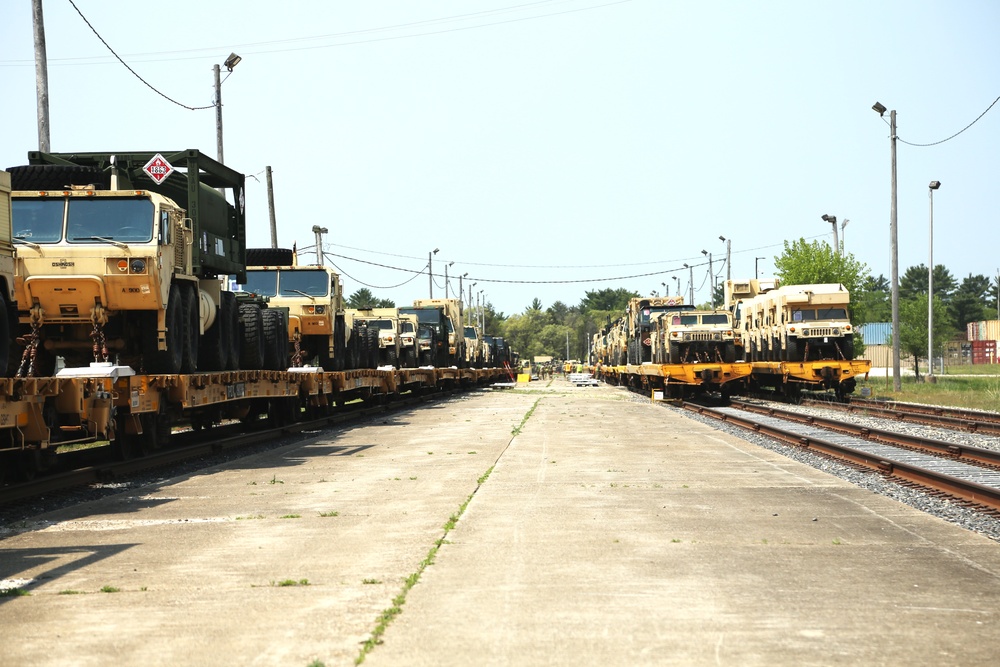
left=142, top=154, right=174, bottom=185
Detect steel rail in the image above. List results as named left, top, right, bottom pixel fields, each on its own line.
left=730, top=399, right=1000, bottom=469
left=801, top=396, right=1000, bottom=435
left=683, top=402, right=1000, bottom=512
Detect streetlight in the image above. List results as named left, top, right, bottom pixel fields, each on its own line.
left=311, top=225, right=328, bottom=265
left=821, top=214, right=839, bottom=254
left=428, top=248, right=439, bottom=298
left=719, top=235, right=731, bottom=283
left=928, top=180, right=941, bottom=381
left=214, top=52, right=241, bottom=163
left=702, top=250, right=714, bottom=307
left=873, top=100, right=901, bottom=391
left=755, top=256, right=765, bottom=278
left=672, top=276, right=680, bottom=297
left=459, top=272, right=468, bottom=317
left=469, top=282, right=477, bottom=325
left=445, top=261, right=454, bottom=298
left=682, top=263, right=694, bottom=304
left=840, top=219, right=850, bottom=255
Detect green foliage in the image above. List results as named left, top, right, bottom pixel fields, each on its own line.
left=578, top=288, right=639, bottom=313
left=347, top=288, right=394, bottom=309
left=900, top=264, right=956, bottom=301
left=893, top=293, right=953, bottom=380
left=773, top=238, right=870, bottom=324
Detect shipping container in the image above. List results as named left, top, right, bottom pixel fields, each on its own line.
left=971, top=339, right=997, bottom=364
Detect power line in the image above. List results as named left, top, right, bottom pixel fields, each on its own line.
left=898, top=93, right=1000, bottom=147
left=65, top=0, right=213, bottom=110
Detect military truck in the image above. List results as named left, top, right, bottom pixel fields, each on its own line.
left=405, top=298, right=466, bottom=367
left=350, top=307, right=402, bottom=368
left=398, top=312, right=419, bottom=368
left=745, top=283, right=854, bottom=362
left=7, top=150, right=282, bottom=375
left=240, top=252, right=375, bottom=371
left=0, top=171, right=17, bottom=375
left=649, top=308, right=737, bottom=364
left=463, top=325, right=483, bottom=368
left=624, top=296, right=693, bottom=364
left=725, top=278, right=779, bottom=361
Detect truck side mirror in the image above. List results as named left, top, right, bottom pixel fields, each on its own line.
left=159, top=211, right=170, bottom=245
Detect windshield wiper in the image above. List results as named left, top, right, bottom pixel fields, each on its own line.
left=73, top=235, right=128, bottom=249
left=284, top=289, right=316, bottom=301
left=13, top=237, right=41, bottom=250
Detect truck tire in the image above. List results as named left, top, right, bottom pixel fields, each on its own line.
left=221, top=292, right=241, bottom=371
left=246, top=247, right=295, bottom=267
left=144, top=284, right=184, bottom=374
left=723, top=342, right=737, bottom=364
left=385, top=346, right=398, bottom=368
left=7, top=164, right=107, bottom=190
left=367, top=327, right=379, bottom=368
left=402, top=348, right=417, bottom=368
left=842, top=337, right=855, bottom=361
left=668, top=342, right=680, bottom=364
left=261, top=309, right=285, bottom=370
left=180, top=285, right=199, bottom=374
left=199, top=300, right=225, bottom=372
left=784, top=339, right=799, bottom=362
left=239, top=303, right=265, bottom=370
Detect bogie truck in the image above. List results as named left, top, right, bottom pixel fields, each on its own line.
left=8, top=150, right=284, bottom=375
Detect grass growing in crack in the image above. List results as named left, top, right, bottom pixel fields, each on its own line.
left=1, top=588, right=30, bottom=597
left=100, top=585, right=120, bottom=593
left=58, top=589, right=83, bottom=595
left=274, top=579, right=309, bottom=587
left=319, top=511, right=339, bottom=517
left=511, top=398, right=542, bottom=436
left=269, top=475, right=283, bottom=485
left=355, top=465, right=493, bottom=665
left=362, top=578, right=382, bottom=585
left=279, top=514, right=301, bottom=519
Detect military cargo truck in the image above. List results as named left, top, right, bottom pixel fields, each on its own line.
left=398, top=312, right=419, bottom=368
left=406, top=298, right=466, bottom=367
left=748, top=283, right=854, bottom=362
left=350, top=307, right=402, bottom=368
left=463, top=325, right=482, bottom=368
left=8, top=150, right=276, bottom=375
left=240, top=253, right=374, bottom=371
left=650, top=308, right=737, bottom=364
left=0, top=171, right=17, bottom=375
left=624, top=296, right=693, bottom=364
left=725, top=278, right=779, bottom=361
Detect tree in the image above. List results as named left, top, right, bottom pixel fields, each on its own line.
left=900, top=264, right=957, bottom=302
left=949, top=273, right=990, bottom=333
left=854, top=274, right=890, bottom=325
left=346, top=288, right=393, bottom=308
left=546, top=300, right=572, bottom=325
left=772, top=238, right=869, bottom=321
left=528, top=298, right=543, bottom=312
left=893, top=293, right=953, bottom=381
left=578, top=288, right=639, bottom=313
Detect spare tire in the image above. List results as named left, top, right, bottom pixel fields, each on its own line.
left=7, top=164, right=108, bottom=190
left=246, top=247, right=295, bottom=267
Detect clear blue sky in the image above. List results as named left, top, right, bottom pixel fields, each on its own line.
left=2, top=1, right=998, bottom=317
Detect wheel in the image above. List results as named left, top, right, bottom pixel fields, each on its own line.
left=199, top=300, right=225, bottom=372
left=239, top=304, right=265, bottom=370
left=144, top=284, right=184, bottom=374
left=221, top=292, right=241, bottom=371
left=403, top=348, right=417, bottom=368
left=785, top=338, right=799, bottom=362
left=180, top=285, right=199, bottom=374
left=843, top=336, right=855, bottom=361
left=317, top=336, right=338, bottom=372
left=245, top=247, right=295, bottom=267
left=723, top=342, right=736, bottom=364
left=334, top=318, right=347, bottom=371
left=367, top=327, right=379, bottom=368
left=668, top=342, right=680, bottom=364
left=261, top=309, right=285, bottom=370
left=385, top=346, right=398, bottom=369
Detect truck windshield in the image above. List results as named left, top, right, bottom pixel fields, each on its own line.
left=13, top=199, right=64, bottom=243
left=278, top=270, right=329, bottom=297
left=243, top=270, right=278, bottom=296
left=369, top=320, right=394, bottom=330
left=702, top=314, right=730, bottom=324
left=792, top=307, right=848, bottom=322
left=66, top=198, right=154, bottom=243
left=464, top=327, right=476, bottom=337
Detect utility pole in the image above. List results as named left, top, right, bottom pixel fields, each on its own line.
left=428, top=248, right=439, bottom=298
left=312, top=226, right=327, bottom=265
left=889, top=109, right=901, bottom=391
left=719, top=235, right=731, bottom=283
left=32, top=0, right=50, bottom=152
left=266, top=166, right=277, bottom=248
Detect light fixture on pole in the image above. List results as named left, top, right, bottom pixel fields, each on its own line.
left=755, top=256, right=765, bottom=278
left=661, top=282, right=667, bottom=298
left=428, top=248, right=439, bottom=298
left=214, top=52, right=241, bottom=164
left=719, top=235, right=731, bottom=283
left=873, top=100, right=901, bottom=391
left=840, top=219, right=850, bottom=255
left=683, top=263, right=694, bottom=304
left=459, top=272, right=468, bottom=319
left=821, top=214, right=839, bottom=254
left=445, top=261, right=454, bottom=298
left=928, top=180, right=941, bottom=381
left=702, top=250, right=714, bottom=307
left=311, top=225, right=328, bottom=265
left=672, top=275, right=680, bottom=297
left=469, top=282, right=477, bottom=325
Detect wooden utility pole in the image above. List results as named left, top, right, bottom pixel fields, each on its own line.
left=32, top=0, right=50, bottom=152
left=266, top=166, right=277, bottom=248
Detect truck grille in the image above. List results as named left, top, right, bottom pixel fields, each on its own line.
left=803, top=327, right=837, bottom=337
left=688, top=332, right=717, bottom=341
left=173, top=223, right=185, bottom=268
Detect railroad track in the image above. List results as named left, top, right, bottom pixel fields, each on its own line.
left=800, top=395, right=1000, bottom=436
left=0, top=388, right=460, bottom=508
left=684, top=399, right=1000, bottom=514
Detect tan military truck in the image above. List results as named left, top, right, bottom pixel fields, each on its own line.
left=349, top=307, right=402, bottom=367
left=0, top=171, right=17, bottom=375
left=623, top=296, right=691, bottom=364
left=8, top=150, right=276, bottom=376
left=463, top=325, right=483, bottom=368
left=650, top=308, right=737, bottom=364
left=398, top=312, right=419, bottom=368
left=747, top=283, right=854, bottom=362
left=406, top=298, right=466, bottom=367
left=240, top=252, right=375, bottom=371
left=725, top=278, right=779, bottom=361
